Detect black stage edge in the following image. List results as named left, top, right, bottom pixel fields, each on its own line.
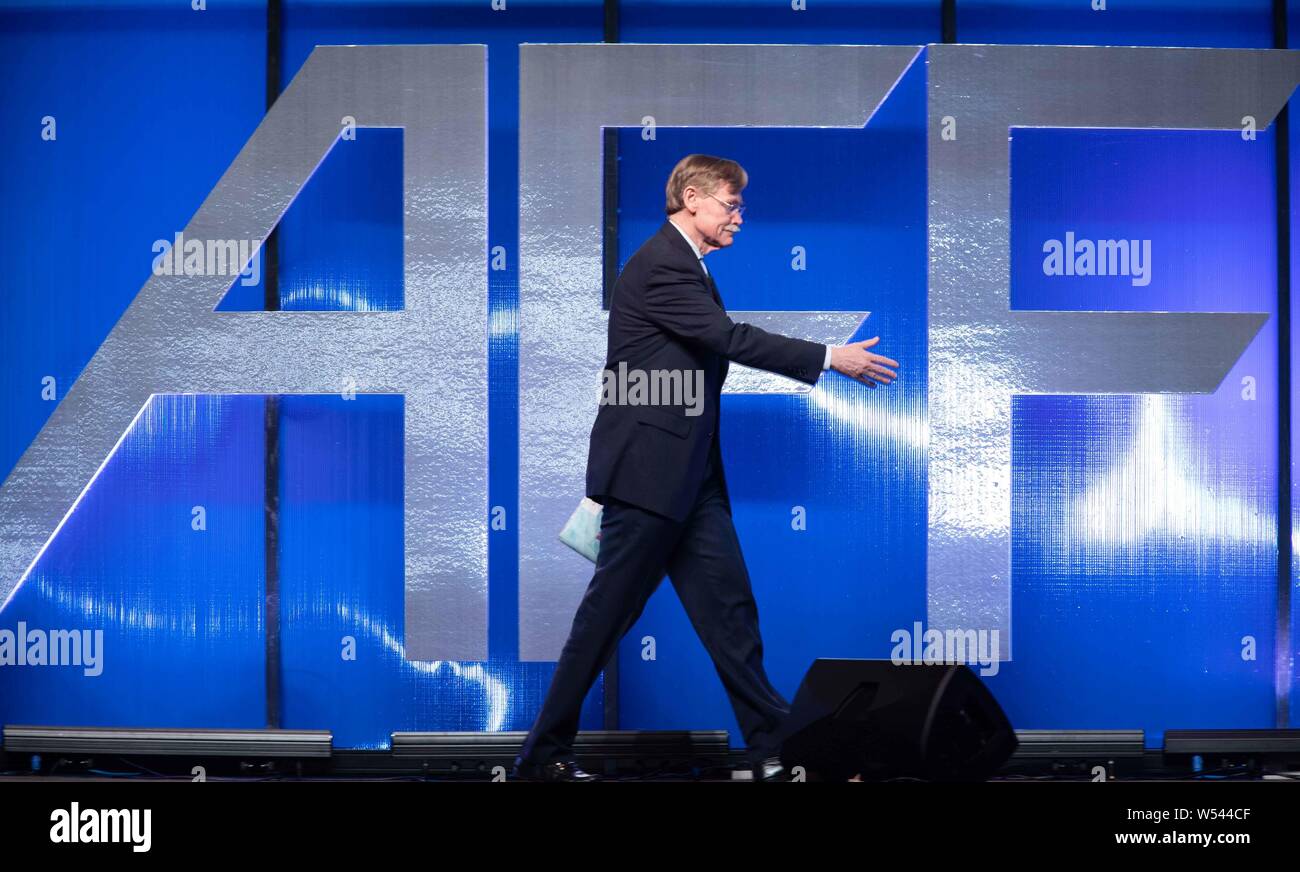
left=5, top=727, right=1300, bottom=781
left=1002, top=729, right=1147, bottom=778
left=1165, top=728, right=1300, bottom=765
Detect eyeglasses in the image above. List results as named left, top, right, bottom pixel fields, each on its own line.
left=706, top=192, right=746, bottom=217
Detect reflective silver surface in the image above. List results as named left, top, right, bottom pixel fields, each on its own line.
left=518, top=43, right=920, bottom=661
left=926, top=44, right=1296, bottom=657
left=0, top=45, right=490, bottom=661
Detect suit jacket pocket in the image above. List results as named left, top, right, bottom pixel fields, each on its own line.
left=635, top=406, right=692, bottom=439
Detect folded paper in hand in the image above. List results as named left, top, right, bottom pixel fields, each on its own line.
left=558, top=497, right=604, bottom=563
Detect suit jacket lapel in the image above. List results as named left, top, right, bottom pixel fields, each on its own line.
left=704, top=271, right=729, bottom=385
left=659, top=222, right=729, bottom=384
left=704, top=270, right=723, bottom=308
left=661, top=220, right=722, bottom=305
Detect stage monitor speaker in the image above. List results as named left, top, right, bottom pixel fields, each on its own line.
left=777, top=658, right=1017, bottom=781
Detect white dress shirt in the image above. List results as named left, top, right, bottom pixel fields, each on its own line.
left=668, top=218, right=832, bottom=370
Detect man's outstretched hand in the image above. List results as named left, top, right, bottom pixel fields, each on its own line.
left=830, top=337, right=899, bottom=387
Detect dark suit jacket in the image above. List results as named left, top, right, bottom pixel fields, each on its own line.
left=585, top=219, right=827, bottom=522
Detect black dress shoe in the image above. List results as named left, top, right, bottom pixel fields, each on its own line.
left=751, top=756, right=792, bottom=782
left=512, top=758, right=602, bottom=782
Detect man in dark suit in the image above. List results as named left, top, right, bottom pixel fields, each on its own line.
left=513, top=154, right=898, bottom=781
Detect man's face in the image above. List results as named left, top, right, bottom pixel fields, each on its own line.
left=687, top=183, right=744, bottom=250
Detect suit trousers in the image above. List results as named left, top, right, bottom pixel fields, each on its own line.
left=518, top=445, right=791, bottom=768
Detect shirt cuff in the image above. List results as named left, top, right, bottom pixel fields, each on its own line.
left=823, top=345, right=833, bottom=370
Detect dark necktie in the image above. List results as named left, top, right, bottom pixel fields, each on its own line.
left=701, top=269, right=728, bottom=402
left=703, top=269, right=722, bottom=307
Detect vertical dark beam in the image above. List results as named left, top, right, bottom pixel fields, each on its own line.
left=600, top=0, right=621, bottom=308
left=601, top=0, right=620, bottom=733
left=604, top=0, right=618, bottom=42
left=602, top=130, right=620, bottom=311
left=941, top=0, right=955, bottom=43
left=264, top=0, right=284, bottom=730
left=265, top=0, right=282, bottom=311
left=263, top=403, right=281, bottom=732
left=1274, top=0, right=1293, bottom=730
